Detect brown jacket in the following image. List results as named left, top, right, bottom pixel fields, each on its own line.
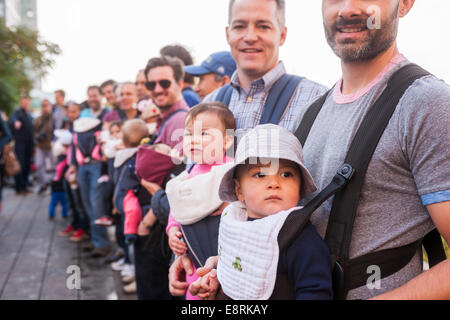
left=34, top=114, right=53, bottom=150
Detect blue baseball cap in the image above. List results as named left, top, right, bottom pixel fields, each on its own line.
left=184, top=51, right=236, bottom=78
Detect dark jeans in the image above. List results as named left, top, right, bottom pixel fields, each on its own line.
left=14, top=143, right=33, bottom=193
left=64, top=179, right=89, bottom=232
left=99, top=179, right=114, bottom=218
left=114, top=213, right=129, bottom=263
left=134, top=234, right=173, bottom=300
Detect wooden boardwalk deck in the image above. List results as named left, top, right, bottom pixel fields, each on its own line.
left=0, top=187, right=136, bottom=300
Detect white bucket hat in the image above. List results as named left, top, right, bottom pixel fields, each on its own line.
left=218, top=124, right=317, bottom=202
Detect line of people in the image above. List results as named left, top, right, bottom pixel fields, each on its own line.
left=3, top=0, right=450, bottom=301
left=4, top=43, right=238, bottom=298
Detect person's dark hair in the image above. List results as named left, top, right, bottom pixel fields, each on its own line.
left=160, top=44, right=195, bottom=85
left=100, top=80, right=118, bottom=94
left=41, top=99, right=51, bottom=106
left=144, top=55, right=185, bottom=83
left=87, top=85, right=101, bottom=95
left=185, top=101, right=236, bottom=132
left=54, top=89, right=65, bottom=98
left=110, top=120, right=123, bottom=131
left=228, top=0, right=286, bottom=28
left=79, top=100, right=89, bottom=110
left=67, top=101, right=80, bottom=110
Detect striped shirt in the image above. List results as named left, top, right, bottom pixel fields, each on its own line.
left=204, top=62, right=328, bottom=139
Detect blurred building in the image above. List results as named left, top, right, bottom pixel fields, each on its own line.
left=0, top=0, right=37, bottom=29
left=1, top=0, right=41, bottom=93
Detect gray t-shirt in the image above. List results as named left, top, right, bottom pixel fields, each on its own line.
left=297, top=59, right=450, bottom=299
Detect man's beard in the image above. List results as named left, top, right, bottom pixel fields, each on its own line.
left=154, top=103, right=171, bottom=112
left=90, top=102, right=101, bottom=111
left=324, top=9, right=398, bottom=63
left=152, top=95, right=173, bottom=112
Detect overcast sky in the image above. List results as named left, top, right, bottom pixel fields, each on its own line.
left=37, top=0, right=450, bottom=102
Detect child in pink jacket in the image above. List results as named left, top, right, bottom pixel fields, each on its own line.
left=165, top=102, right=236, bottom=300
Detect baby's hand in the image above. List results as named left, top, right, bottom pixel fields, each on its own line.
left=168, top=227, right=187, bottom=256
left=189, top=256, right=220, bottom=300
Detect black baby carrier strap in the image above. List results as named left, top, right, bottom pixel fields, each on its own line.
left=273, top=63, right=446, bottom=300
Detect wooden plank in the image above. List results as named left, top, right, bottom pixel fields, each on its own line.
left=38, top=219, right=79, bottom=300
left=0, top=187, right=137, bottom=300
left=0, top=190, right=43, bottom=299
left=78, top=249, right=117, bottom=300
left=0, top=188, right=23, bottom=233
left=0, top=193, right=47, bottom=299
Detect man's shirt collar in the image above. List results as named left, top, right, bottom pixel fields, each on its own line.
left=230, top=61, right=286, bottom=94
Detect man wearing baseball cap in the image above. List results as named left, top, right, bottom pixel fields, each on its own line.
left=184, top=51, right=236, bottom=101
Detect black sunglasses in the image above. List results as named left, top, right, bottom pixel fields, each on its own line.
left=145, top=79, right=172, bottom=91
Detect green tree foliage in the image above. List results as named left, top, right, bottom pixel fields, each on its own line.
left=0, top=18, right=60, bottom=115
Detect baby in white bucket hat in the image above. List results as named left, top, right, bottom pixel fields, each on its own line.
left=200, top=124, right=333, bottom=300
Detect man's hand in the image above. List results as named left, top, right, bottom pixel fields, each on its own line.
left=211, top=202, right=230, bottom=216
left=65, top=165, right=77, bottom=181
left=140, top=179, right=162, bottom=196
left=14, top=121, right=22, bottom=130
left=168, top=254, right=193, bottom=296
left=137, top=221, right=150, bottom=236
left=189, top=256, right=219, bottom=300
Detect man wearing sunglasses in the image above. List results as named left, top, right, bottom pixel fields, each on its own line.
left=144, top=55, right=189, bottom=152
left=130, top=55, right=189, bottom=300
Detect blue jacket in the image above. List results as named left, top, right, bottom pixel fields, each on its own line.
left=182, top=87, right=201, bottom=108
left=277, top=221, right=333, bottom=300
left=113, top=156, right=139, bottom=214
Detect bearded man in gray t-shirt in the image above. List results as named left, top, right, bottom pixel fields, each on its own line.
left=295, top=0, right=450, bottom=299
left=188, top=0, right=450, bottom=301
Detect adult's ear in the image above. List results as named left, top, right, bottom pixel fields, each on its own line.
left=398, top=0, right=415, bottom=18
left=279, top=26, right=287, bottom=47
left=222, top=75, right=231, bottom=86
